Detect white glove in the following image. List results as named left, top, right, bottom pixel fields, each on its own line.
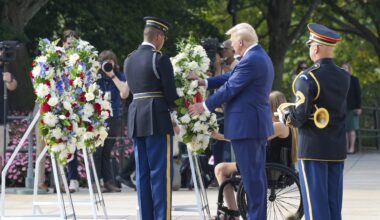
left=276, top=107, right=288, bottom=124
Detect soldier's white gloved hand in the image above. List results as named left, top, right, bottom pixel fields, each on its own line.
left=276, top=107, right=288, bottom=124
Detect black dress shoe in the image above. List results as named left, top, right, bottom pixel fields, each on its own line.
left=116, top=176, right=136, bottom=189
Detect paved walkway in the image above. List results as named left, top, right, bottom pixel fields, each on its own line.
left=1, top=151, right=380, bottom=219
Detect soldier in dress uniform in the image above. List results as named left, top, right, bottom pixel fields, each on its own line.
left=123, top=17, right=178, bottom=220
left=279, top=23, right=350, bottom=220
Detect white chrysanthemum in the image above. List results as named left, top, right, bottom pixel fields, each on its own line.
left=188, top=61, right=198, bottom=70
left=176, top=52, right=187, bottom=61
left=51, top=143, right=63, bottom=152
left=199, top=114, right=207, bottom=122
left=200, top=61, right=210, bottom=73
left=43, top=112, right=58, bottom=127
left=85, top=92, right=95, bottom=101
left=68, top=141, right=76, bottom=153
left=63, top=101, right=72, bottom=111
left=173, top=65, right=182, bottom=75
left=73, top=77, right=82, bottom=87
left=47, top=96, right=59, bottom=106
left=189, top=80, right=198, bottom=90
left=192, top=121, right=203, bottom=133
left=46, top=68, right=56, bottom=79
left=88, top=83, right=97, bottom=93
left=176, top=88, right=184, bottom=97
left=36, top=84, right=50, bottom=98
left=83, top=103, right=94, bottom=117
left=101, top=110, right=111, bottom=119
left=69, top=53, right=80, bottom=65
left=210, top=113, right=217, bottom=124
left=75, top=127, right=86, bottom=136
left=51, top=128, right=63, bottom=139
left=36, top=56, right=47, bottom=63
left=98, top=127, right=108, bottom=142
left=100, top=99, right=112, bottom=111
left=104, top=91, right=111, bottom=100
left=84, top=131, right=95, bottom=140
left=180, top=114, right=191, bottom=124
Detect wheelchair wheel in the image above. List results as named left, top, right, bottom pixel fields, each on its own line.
left=237, top=163, right=303, bottom=220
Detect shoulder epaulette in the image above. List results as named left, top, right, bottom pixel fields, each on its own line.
left=292, top=63, right=321, bottom=100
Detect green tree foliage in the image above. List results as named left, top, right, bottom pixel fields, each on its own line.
left=26, top=0, right=221, bottom=62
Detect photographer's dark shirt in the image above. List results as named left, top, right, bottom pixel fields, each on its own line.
left=96, top=71, right=126, bottom=118
left=0, top=68, right=7, bottom=125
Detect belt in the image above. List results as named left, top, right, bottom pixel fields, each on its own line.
left=133, top=91, right=164, bottom=100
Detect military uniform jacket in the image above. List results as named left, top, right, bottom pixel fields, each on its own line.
left=124, top=44, right=178, bottom=138
left=286, top=58, right=350, bottom=161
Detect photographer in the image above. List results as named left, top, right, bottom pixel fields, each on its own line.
left=94, top=50, right=128, bottom=192
left=0, top=48, right=18, bottom=167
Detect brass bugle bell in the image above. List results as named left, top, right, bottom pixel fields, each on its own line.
left=275, top=103, right=329, bottom=129
left=310, top=105, right=329, bottom=129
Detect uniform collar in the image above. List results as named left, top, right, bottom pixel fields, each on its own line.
left=243, top=43, right=258, bottom=57
left=141, top=42, right=156, bottom=49
left=315, top=58, right=334, bottom=65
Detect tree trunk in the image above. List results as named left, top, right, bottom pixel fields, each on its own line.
left=266, top=0, right=293, bottom=91
left=0, top=0, right=49, bottom=111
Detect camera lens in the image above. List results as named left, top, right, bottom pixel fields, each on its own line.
left=102, top=62, right=113, bottom=72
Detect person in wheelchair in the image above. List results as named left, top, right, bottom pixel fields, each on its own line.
left=212, top=91, right=298, bottom=220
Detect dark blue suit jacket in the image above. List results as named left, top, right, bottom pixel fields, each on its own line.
left=205, top=44, right=274, bottom=140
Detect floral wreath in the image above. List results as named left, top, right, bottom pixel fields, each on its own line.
left=30, top=38, right=112, bottom=165
left=171, top=39, right=219, bottom=153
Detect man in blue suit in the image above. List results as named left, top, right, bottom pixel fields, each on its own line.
left=189, top=23, right=274, bottom=220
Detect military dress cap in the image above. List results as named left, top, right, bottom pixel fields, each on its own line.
left=143, top=16, right=171, bottom=33
left=306, top=23, right=341, bottom=46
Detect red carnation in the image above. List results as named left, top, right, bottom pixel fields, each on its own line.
left=29, top=71, right=34, bottom=79
left=65, top=111, right=70, bottom=117
left=93, top=103, right=101, bottom=115
left=46, top=94, right=51, bottom=100
left=87, top=125, right=93, bottom=132
left=193, top=92, right=203, bottom=103
left=67, top=123, right=73, bottom=130
left=77, top=92, right=86, bottom=102
left=184, top=98, right=190, bottom=109
left=69, top=80, right=73, bottom=86
left=44, top=80, right=50, bottom=86
left=40, top=102, right=50, bottom=113
left=79, top=72, right=84, bottom=79
left=67, top=153, right=73, bottom=161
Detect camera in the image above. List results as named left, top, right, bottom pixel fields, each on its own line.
left=0, top=41, right=18, bottom=63
left=101, top=62, right=113, bottom=73
left=201, top=38, right=221, bottom=73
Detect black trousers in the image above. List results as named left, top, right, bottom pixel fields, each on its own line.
left=93, top=117, right=120, bottom=183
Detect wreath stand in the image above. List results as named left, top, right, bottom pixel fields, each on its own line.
left=0, top=112, right=108, bottom=219
left=172, top=146, right=211, bottom=220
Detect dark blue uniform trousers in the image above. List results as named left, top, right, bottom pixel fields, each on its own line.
left=134, top=135, right=173, bottom=220
left=231, top=139, right=267, bottom=220
left=298, top=160, right=344, bottom=220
